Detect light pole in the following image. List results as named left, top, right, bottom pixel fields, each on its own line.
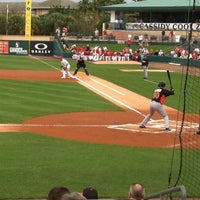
left=6, top=4, right=8, bottom=35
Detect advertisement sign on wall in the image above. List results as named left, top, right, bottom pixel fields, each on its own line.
left=125, top=23, right=200, bottom=31
left=0, top=41, right=9, bottom=54
left=30, top=41, right=53, bottom=56
left=9, top=41, right=28, bottom=55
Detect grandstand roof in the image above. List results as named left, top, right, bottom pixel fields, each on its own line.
left=101, top=0, right=200, bottom=12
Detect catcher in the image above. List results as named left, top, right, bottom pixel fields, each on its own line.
left=59, top=56, right=73, bottom=79
left=73, top=56, right=89, bottom=76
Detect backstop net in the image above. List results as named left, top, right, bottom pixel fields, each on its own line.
left=168, top=34, right=200, bottom=198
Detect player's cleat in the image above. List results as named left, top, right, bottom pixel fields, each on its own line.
left=139, top=125, right=146, bottom=128
left=165, top=128, right=171, bottom=131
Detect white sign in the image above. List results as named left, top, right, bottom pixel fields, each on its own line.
left=125, top=23, right=200, bottom=31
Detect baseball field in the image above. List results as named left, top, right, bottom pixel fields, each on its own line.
left=0, top=54, right=199, bottom=199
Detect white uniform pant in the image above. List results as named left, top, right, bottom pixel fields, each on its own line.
left=141, top=101, right=169, bottom=128
left=61, top=68, right=73, bottom=78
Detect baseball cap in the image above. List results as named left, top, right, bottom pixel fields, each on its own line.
left=158, top=81, right=166, bottom=88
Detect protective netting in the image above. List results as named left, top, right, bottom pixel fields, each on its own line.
left=169, top=43, right=200, bottom=198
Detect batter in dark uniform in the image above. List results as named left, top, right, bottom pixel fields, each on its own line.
left=73, top=56, right=89, bottom=76
left=139, top=81, right=174, bottom=131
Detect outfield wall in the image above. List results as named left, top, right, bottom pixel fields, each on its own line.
left=0, top=40, right=54, bottom=56
left=148, top=55, right=200, bottom=67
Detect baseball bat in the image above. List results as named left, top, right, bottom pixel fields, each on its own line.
left=167, top=70, right=173, bottom=90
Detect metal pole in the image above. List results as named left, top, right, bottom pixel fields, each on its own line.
left=6, top=4, right=8, bottom=35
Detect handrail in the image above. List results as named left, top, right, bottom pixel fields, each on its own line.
left=144, top=185, right=186, bottom=200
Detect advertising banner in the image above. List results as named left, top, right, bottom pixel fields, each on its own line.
left=0, top=41, right=9, bottom=54
left=9, top=41, right=28, bottom=55
left=30, top=41, right=53, bottom=56
left=125, top=23, right=200, bottom=31
left=25, top=0, right=32, bottom=40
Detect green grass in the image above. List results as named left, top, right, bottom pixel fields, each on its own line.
left=0, top=79, right=121, bottom=123
left=0, top=132, right=180, bottom=199
left=0, top=53, right=199, bottom=198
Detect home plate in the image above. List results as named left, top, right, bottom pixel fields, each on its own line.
left=107, top=120, right=199, bottom=134
left=108, top=123, right=174, bottom=134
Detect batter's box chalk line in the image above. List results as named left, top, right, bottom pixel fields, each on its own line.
left=107, top=120, right=199, bottom=134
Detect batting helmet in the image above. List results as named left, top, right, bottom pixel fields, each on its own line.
left=158, top=81, right=166, bottom=88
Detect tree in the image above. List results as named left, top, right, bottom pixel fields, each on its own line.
left=31, top=16, right=45, bottom=35
left=77, top=0, right=125, bottom=33
left=0, top=16, right=7, bottom=34
left=7, top=15, right=24, bottom=35
left=91, top=0, right=125, bottom=21
left=44, top=12, right=75, bottom=35
left=78, top=0, right=93, bottom=18
left=49, top=5, right=67, bottom=15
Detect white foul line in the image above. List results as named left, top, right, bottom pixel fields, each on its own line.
left=74, top=76, right=146, bottom=117
left=25, top=57, right=145, bottom=117
left=30, top=55, right=59, bottom=70
left=0, top=124, right=108, bottom=127
left=89, top=77, right=125, bottom=96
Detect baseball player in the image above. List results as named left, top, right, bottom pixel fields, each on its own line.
left=141, top=55, right=149, bottom=79
left=73, top=56, right=89, bottom=76
left=139, top=81, right=174, bottom=131
left=59, top=56, right=73, bottom=79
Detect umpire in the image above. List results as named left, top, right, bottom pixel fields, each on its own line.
left=73, top=56, right=89, bottom=76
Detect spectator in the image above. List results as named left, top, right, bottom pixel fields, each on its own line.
left=61, top=37, right=69, bottom=50
left=94, top=28, right=99, bottom=40
left=126, top=38, right=132, bottom=49
left=62, top=26, right=68, bottom=37
left=119, top=18, right=124, bottom=29
left=128, top=183, right=145, bottom=200
left=61, top=192, right=86, bottom=200
left=115, top=18, right=120, bottom=29
left=138, top=34, right=143, bottom=46
left=103, top=29, right=107, bottom=40
left=169, top=30, right=175, bottom=42
left=48, top=186, right=70, bottom=200
left=55, top=27, right=61, bottom=38
left=82, top=187, right=98, bottom=199
left=161, top=30, right=165, bottom=41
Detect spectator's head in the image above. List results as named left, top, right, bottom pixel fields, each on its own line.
left=48, top=186, right=70, bottom=200
left=61, top=192, right=86, bottom=200
left=82, top=187, right=98, bottom=199
left=128, top=183, right=145, bottom=200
